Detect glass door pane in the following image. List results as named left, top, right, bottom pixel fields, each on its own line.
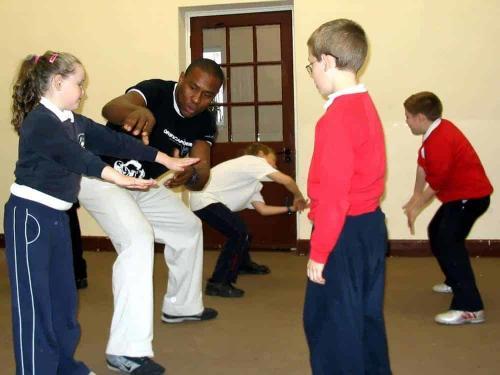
left=231, top=106, right=255, bottom=142
left=258, top=105, right=283, bottom=141
left=203, top=28, right=227, bottom=64
left=257, top=65, right=282, bottom=102
left=256, top=25, right=281, bottom=61
left=229, top=26, right=253, bottom=63
left=230, top=66, right=254, bottom=103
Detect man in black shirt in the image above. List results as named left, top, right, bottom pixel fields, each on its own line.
left=79, top=59, right=224, bottom=374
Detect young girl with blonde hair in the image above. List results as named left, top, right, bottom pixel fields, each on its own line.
left=5, top=51, right=195, bottom=375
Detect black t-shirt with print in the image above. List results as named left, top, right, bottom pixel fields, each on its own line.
left=101, top=79, right=217, bottom=179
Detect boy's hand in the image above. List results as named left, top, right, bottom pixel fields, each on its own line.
left=403, top=206, right=418, bottom=235
left=402, top=194, right=423, bottom=235
left=293, top=197, right=310, bottom=212
left=307, top=259, right=326, bottom=285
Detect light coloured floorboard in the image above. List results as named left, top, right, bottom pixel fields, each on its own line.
left=1, top=250, right=499, bottom=374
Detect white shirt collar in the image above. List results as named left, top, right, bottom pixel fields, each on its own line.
left=323, top=83, right=367, bottom=110
left=173, top=83, right=184, bottom=118
left=422, top=118, right=441, bottom=142
left=40, top=97, right=74, bottom=123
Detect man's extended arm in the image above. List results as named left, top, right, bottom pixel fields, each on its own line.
left=102, top=91, right=156, bottom=145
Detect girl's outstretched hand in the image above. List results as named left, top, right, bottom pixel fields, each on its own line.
left=116, top=176, right=158, bottom=190
left=156, top=152, right=199, bottom=172
left=101, top=166, right=158, bottom=190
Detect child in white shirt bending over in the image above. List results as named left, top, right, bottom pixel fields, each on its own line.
left=190, top=143, right=308, bottom=297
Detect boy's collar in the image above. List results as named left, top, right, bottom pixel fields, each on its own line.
left=422, top=118, right=442, bottom=141
left=324, top=83, right=367, bottom=109
left=40, top=97, right=74, bottom=123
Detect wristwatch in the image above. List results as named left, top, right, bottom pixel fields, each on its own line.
left=186, top=166, right=199, bottom=187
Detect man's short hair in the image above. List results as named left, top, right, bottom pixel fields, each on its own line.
left=186, top=58, right=225, bottom=85
left=404, top=92, right=443, bottom=121
left=307, top=18, right=368, bottom=73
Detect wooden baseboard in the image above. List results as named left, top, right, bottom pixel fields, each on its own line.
left=1, top=234, right=499, bottom=256
left=297, top=239, right=500, bottom=257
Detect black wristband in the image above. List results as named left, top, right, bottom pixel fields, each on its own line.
left=287, top=206, right=293, bottom=215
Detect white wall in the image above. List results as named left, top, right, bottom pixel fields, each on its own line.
left=1, top=0, right=498, bottom=240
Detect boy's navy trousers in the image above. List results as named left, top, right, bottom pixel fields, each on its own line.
left=4, top=195, right=89, bottom=375
left=304, top=208, right=391, bottom=375
left=194, top=202, right=251, bottom=283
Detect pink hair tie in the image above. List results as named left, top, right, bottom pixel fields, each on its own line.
left=34, top=55, right=40, bottom=64
left=48, top=53, right=59, bottom=64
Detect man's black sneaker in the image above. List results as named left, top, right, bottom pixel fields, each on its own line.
left=239, top=261, right=271, bottom=275
left=106, top=354, right=165, bottom=374
left=161, top=307, right=218, bottom=324
left=205, top=281, right=245, bottom=298
left=75, top=278, right=88, bottom=289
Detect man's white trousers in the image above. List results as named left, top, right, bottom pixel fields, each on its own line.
left=79, top=177, right=204, bottom=357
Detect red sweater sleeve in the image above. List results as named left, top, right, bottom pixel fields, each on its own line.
left=308, top=109, right=353, bottom=263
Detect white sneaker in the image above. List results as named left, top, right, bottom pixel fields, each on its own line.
left=432, top=283, right=453, bottom=293
left=435, top=310, right=485, bottom=325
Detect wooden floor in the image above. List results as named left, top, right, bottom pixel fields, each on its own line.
left=1, top=250, right=499, bottom=374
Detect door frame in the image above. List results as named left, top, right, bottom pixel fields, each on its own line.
left=182, top=3, right=294, bottom=68
left=181, top=3, right=302, bottom=249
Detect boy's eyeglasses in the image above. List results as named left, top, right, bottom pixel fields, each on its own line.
left=305, top=54, right=339, bottom=75
left=305, top=61, right=316, bottom=75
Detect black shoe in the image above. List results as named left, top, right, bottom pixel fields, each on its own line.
left=161, top=307, right=218, bottom=324
left=205, top=281, right=245, bottom=298
left=239, top=261, right=271, bottom=275
left=75, top=278, right=88, bottom=289
left=106, top=354, right=165, bottom=374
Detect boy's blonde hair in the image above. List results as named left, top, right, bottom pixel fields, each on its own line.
left=243, top=143, right=275, bottom=156
left=307, top=19, right=367, bottom=73
left=404, top=92, right=443, bottom=121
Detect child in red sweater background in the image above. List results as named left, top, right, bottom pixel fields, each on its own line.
left=403, top=91, right=493, bottom=325
left=303, top=19, right=391, bottom=374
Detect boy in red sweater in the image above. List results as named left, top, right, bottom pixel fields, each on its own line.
left=303, top=19, right=391, bottom=374
left=403, top=91, right=493, bottom=325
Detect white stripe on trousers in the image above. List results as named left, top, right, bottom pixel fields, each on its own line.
left=13, top=207, right=40, bottom=374
left=12, top=206, right=25, bottom=374
left=25, top=211, right=40, bottom=374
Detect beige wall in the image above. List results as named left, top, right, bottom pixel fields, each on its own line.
left=1, top=0, right=498, bottom=240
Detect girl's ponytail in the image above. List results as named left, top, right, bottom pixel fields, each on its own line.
left=11, top=55, right=39, bottom=133
left=11, top=51, right=81, bottom=133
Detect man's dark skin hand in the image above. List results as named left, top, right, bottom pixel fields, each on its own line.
left=164, top=141, right=211, bottom=191
left=123, top=107, right=156, bottom=145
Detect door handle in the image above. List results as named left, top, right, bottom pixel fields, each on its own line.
left=277, top=147, right=292, bottom=163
